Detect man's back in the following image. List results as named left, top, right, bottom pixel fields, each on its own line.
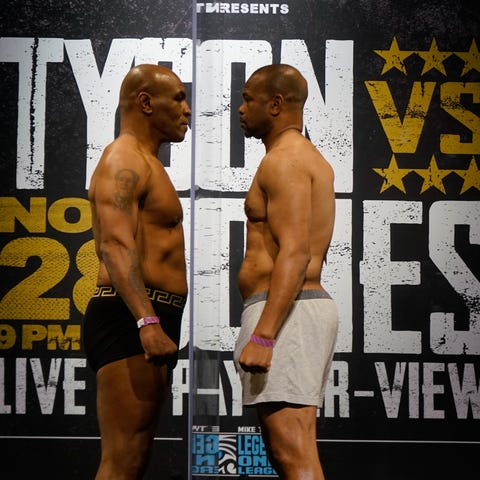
left=238, top=129, right=335, bottom=299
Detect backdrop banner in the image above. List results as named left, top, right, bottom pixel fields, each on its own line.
left=191, top=1, right=479, bottom=479
left=0, top=1, right=478, bottom=479
left=0, top=1, right=193, bottom=478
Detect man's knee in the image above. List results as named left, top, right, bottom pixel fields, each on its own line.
left=262, top=420, right=318, bottom=470
left=100, top=440, right=152, bottom=478
left=266, top=428, right=307, bottom=466
left=266, top=434, right=324, bottom=479
left=268, top=443, right=296, bottom=471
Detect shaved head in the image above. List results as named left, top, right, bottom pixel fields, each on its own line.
left=119, top=64, right=177, bottom=111
left=249, top=64, right=308, bottom=108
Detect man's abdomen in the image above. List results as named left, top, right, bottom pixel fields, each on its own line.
left=237, top=253, right=273, bottom=300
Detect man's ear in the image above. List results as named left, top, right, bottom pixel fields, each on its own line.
left=138, top=92, right=153, bottom=115
left=270, top=93, right=284, bottom=116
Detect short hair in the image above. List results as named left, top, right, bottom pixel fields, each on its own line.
left=251, top=64, right=308, bottom=108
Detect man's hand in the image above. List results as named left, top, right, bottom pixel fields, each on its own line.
left=238, top=341, right=273, bottom=374
left=139, top=325, right=178, bottom=363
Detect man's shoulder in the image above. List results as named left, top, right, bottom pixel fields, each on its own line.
left=98, top=137, right=149, bottom=170
left=106, top=135, right=140, bottom=156
left=262, top=142, right=332, bottom=187
left=263, top=136, right=316, bottom=167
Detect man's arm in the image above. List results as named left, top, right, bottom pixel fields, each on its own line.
left=93, top=152, right=152, bottom=317
left=239, top=153, right=312, bottom=373
left=93, top=149, right=177, bottom=362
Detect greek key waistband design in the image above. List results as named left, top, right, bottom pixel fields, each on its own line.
left=92, top=286, right=187, bottom=309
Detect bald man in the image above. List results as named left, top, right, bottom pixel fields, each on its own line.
left=234, top=64, right=338, bottom=479
left=84, top=64, right=191, bottom=479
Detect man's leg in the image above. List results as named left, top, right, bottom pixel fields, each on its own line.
left=257, top=402, right=325, bottom=480
left=95, top=354, right=169, bottom=480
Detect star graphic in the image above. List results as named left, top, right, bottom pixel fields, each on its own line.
left=456, top=157, right=480, bottom=194
left=373, top=155, right=411, bottom=193
left=455, top=39, right=480, bottom=76
left=374, top=37, right=414, bottom=75
left=417, top=38, right=451, bottom=76
left=414, top=155, right=452, bottom=194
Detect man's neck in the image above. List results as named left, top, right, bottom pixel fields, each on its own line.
left=263, top=124, right=302, bottom=151
left=120, top=121, right=161, bottom=156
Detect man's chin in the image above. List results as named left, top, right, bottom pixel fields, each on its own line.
left=242, top=129, right=256, bottom=139
left=171, top=132, right=187, bottom=143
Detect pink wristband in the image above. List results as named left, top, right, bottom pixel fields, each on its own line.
left=250, top=334, right=276, bottom=347
left=137, top=316, right=160, bottom=329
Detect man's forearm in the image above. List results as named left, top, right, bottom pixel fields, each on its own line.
left=101, top=244, right=155, bottom=319
left=253, top=249, right=309, bottom=338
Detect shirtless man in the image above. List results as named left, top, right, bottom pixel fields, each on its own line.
left=234, top=64, right=339, bottom=479
left=84, top=64, right=191, bottom=479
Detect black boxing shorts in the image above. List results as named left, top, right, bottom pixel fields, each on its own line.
left=83, top=285, right=186, bottom=373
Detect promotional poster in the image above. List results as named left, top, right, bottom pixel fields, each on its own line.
left=0, top=1, right=478, bottom=479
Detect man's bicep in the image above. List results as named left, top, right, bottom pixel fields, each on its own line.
left=93, top=172, right=140, bottom=244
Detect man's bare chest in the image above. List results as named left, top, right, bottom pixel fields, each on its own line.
left=244, top=185, right=266, bottom=223
left=141, top=173, right=183, bottom=227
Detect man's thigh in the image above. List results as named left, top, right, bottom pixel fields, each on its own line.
left=96, top=354, right=169, bottom=439
left=257, top=402, right=318, bottom=443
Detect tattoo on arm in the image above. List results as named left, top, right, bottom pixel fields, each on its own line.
left=113, top=169, right=139, bottom=211
left=102, top=248, right=149, bottom=309
left=127, top=250, right=150, bottom=303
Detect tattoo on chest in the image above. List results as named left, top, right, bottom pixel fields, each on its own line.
left=113, top=168, right=139, bottom=211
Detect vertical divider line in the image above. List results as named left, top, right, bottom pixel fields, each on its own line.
left=188, top=2, right=198, bottom=479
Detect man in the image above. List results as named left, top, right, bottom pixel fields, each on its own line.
left=234, top=64, right=338, bottom=479
left=84, top=64, right=191, bottom=479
